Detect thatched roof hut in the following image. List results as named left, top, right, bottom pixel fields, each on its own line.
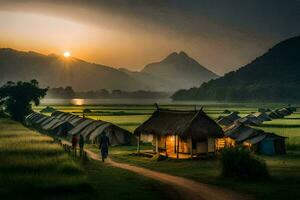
left=134, top=109, right=223, bottom=141
left=217, top=116, right=234, bottom=126
left=252, top=112, right=272, bottom=121
left=134, top=108, right=223, bottom=158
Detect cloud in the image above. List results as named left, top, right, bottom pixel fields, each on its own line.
left=1, top=0, right=299, bottom=74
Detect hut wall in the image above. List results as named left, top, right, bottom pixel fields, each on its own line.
left=216, top=138, right=225, bottom=150
left=259, top=139, right=275, bottom=155
left=140, top=134, right=153, bottom=143
left=207, top=137, right=215, bottom=153
left=179, top=138, right=190, bottom=153
left=274, top=139, right=286, bottom=154
left=195, top=141, right=207, bottom=154
left=224, top=137, right=236, bottom=147
left=165, top=135, right=175, bottom=155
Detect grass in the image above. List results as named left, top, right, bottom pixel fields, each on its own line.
left=86, top=145, right=300, bottom=200
left=0, top=118, right=179, bottom=200
left=32, top=103, right=300, bottom=199
left=0, top=118, right=90, bottom=200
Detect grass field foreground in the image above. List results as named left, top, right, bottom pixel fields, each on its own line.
left=0, top=118, right=180, bottom=200
left=86, top=145, right=300, bottom=200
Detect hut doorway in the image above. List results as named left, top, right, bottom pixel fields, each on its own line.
left=165, top=135, right=176, bottom=155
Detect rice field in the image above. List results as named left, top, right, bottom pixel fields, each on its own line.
left=0, top=118, right=179, bottom=200
left=35, top=102, right=300, bottom=149
left=0, top=118, right=90, bottom=200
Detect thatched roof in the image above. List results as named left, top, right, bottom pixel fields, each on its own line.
left=252, top=112, right=272, bottom=121
left=267, top=111, right=282, bottom=119
left=134, top=109, right=223, bottom=141
left=245, top=132, right=286, bottom=145
left=217, top=116, right=234, bottom=126
left=224, top=123, right=259, bottom=142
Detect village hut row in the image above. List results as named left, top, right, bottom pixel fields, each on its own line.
left=25, top=111, right=132, bottom=146
left=134, top=105, right=293, bottom=157
left=214, top=107, right=295, bottom=155
left=25, top=112, right=73, bottom=135
left=217, top=107, right=295, bottom=127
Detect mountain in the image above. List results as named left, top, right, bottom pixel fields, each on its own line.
left=0, top=49, right=218, bottom=92
left=121, top=51, right=219, bottom=91
left=172, top=36, right=300, bottom=102
left=0, top=48, right=143, bottom=91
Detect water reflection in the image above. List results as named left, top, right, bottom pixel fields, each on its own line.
left=71, top=99, right=84, bottom=105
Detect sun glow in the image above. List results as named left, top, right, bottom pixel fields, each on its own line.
left=63, top=51, right=71, bottom=57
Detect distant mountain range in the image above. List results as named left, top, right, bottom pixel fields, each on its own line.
left=0, top=49, right=218, bottom=92
left=172, top=36, right=300, bottom=102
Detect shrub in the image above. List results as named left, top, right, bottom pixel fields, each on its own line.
left=220, top=146, right=269, bottom=179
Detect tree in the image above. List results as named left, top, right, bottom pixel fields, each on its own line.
left=0, top=80, right=48, bottom=122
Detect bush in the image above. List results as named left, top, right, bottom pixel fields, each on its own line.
left=220, top=146, right=269, bottom=179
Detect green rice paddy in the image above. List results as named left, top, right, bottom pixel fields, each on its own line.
left=35, top=103, right=300, bottom=148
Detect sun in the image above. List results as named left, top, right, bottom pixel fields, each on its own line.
left=63, top=51, right=71, bottom=58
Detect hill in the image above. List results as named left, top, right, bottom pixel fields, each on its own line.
left=172, top=36, right=300, bottom=102
left=121, top=51, right=219, bottom=91
left=0, top=49, right=218, bottom=92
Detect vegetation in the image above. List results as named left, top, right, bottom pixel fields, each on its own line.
left=0, top=118, right=89, bottom=200
left=41, top=103, right=298, bottom=200
left=86, top=145, right=300, bottom=200
left=172, top=36, right=300, bottom=101
left=0, top=118, right=178, bottom=200
left=220, top=147, right=269, bottom=179
left=0, top=80, right=47, bottom=121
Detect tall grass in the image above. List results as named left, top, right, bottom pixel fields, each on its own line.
left=0, top=118, right=90, bottom=200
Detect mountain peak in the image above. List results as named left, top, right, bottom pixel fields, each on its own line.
left=172, top=35, right=300, bottom=101
left=179, top=51, right=189, bottom=57
left=165, top=51, right=189, bottom=61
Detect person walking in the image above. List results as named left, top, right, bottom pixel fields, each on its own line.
left=99, top=132, right=110, bottom=162
left=71, top=134, right=78, bottom=156
left=79, top=134, right=85, bottom=158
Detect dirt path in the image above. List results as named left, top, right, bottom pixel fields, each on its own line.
left=85, top=149, right=253, bottom=200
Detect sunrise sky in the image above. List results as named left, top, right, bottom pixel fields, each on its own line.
left=1, top=0, right=299, bottom=74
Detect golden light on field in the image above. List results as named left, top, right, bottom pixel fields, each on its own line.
left=63, top=51, right=71, bottom=58
left=71, top=99, right=84, bottom=106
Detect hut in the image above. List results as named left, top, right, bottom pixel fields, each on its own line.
left=134, top=108, right=224, bottom=158
left=235, top=117, right=261, bottom=126
left=222, top=109, right=231, bottom=114
left=223, top=122, right=286, bottom=155
left=267, top=111, right=282, bottom=119
left=258, top=108, right=271, bottom=113
left=41, top=118, right=73, bottom=135
left=275, top=108, right=291, bottom=117
left=88, top=123, right=132, bottom=146
left=243, top=133, right=286, bottom=155
left=226, top=112, right=241, bottom=121
left=40, top=106, right=56, bottom=113
left=54, top=111, right=132, bottom=145
left=252, top=112, right=272, bottom=121
left=224, top=123, right=260, bottom=145
left=217, top=116, right=234, bottom=126
left=25, top=113, right=74, bottom=135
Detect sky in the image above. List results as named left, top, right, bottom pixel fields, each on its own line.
left=0, top=0, right=299, bottom=75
